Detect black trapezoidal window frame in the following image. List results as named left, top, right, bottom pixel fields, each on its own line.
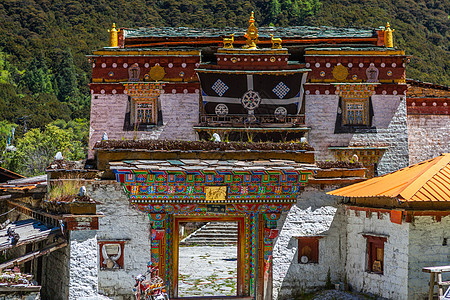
left=334, top=96, right=376, bottom=134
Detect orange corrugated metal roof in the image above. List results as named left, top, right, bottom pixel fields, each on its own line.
left=328, top=153, right=450, bottom=202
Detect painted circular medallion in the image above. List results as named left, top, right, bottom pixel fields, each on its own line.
left=241, top=90, right=261, bottom=110
left=274, top=107, right=287, bottom=120
left=215, top=104, right=229, bottom=116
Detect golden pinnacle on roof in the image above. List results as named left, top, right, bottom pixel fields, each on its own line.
left=244, top=11, right=259, bottom=49
left=384, top=22, right=395, bottom=48
left=108, top=23, right=118, bottom=48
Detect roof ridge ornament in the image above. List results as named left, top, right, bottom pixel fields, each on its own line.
left=244, top=11, right=259, bottom=49
left=384, top=22, right=395, bottom=48
left=108, top=23, right=118, bottom=48
left=223, top=33, right=235, bottom=49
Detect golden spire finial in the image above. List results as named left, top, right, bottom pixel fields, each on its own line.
left=244, top=11, right=259, bottom=49
left=108, top=23, right=118, bottom=47
left=384, top=22, right=395, bottom=48
left=249, top=11, right=255, bottom=23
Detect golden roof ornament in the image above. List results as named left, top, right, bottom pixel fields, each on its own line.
left=149, top=65, right=166, bottom=81
left=270, top=34, right=282, bottom=49
left=384, top=22, right=395, bottom=48
left=223, top=33, right=235, bottom=49
left=244, top=11, right=259, bottom=49
left=108, top=23, right=118, bottom=47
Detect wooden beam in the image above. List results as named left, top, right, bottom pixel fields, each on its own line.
left=0, top=241, right=68, bottom=271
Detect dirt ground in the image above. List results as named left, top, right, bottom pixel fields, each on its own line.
left=178, top=245, right=238, bottom=297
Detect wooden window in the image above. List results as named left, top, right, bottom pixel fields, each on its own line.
left=363, top=234, right=387, bottom=274
left=132, top=98, right=157, bottom=125
left=343, top=98, right=369, bottom=126
left=298, top=236, right=322, bottom=264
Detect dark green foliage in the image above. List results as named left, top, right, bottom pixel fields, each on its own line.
left=307, top=0, right=449, bottom=85
left=0, top=0, right=448, bottom=176
left=20, top=55, right=53, bottom=95
left=1, top=124, right=86, bottom=176
left=0, top=0, right=447, bottom=86
left=53, top=50, right=79, bottom=102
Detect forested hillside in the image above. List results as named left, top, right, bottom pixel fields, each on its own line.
left=0, top=0, right=448, bottom=175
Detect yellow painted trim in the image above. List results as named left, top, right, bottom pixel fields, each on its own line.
left=92, top=50, right=201, bottom=56
left=217, top=49, right=288, bottom=55
left=305, top=50, right=405, bottom=56
left=310, top=78, right=405, bottom=83
left=92, top=78, right=198, bottom=83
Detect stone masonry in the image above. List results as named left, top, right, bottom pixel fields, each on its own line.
left=87, top=180, right=152, bottom=299
left=89, top=93, right=199, bottom=158
left=68, top=230, right=99, bottom=300
left=345, top=209, right=409, bottom=300
left=407, top=216, right=450, bottom=300
left=273, top=185, right=347, bottom=299
left=408, top=115, right=450, bottom=165
left=306, top=94, right=409, bottom=175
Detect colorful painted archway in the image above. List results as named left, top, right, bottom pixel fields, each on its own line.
left=113, top=159, right=311, bottom=299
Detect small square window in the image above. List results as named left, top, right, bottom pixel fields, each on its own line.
left=133, top=98, right=157, bottom=125
left=363, top=234, right=387, bottom=274
left=298, top=236, right=323, bottom=264
left=334, top=97, right=375, bottom=134
left=343, top=98, right=369, bottom=126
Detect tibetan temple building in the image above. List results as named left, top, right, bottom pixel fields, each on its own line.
left=88, top=15, right=411, bottom=177
left=1, top=12, right=449, bottom=300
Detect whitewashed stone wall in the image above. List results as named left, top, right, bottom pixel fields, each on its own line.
left=305, top=94, right=409, bottom=175
left=407, top=216, right=450, bottom=300
left=87, top=180, right=152, bottom=299
left=89, top=93, right=199, bottom=158
left=407, top=115, right=450, bottom=165
left=273, top=185, right=347, bottom=299
left=345, top=209, right=409, bottom=300
left=69, top=230, right=99, bottom=300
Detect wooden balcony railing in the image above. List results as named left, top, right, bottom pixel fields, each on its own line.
left=199, top=114, right=305, bottom=127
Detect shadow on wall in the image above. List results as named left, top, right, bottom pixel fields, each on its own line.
left=275, top=205, right=347, bottom=300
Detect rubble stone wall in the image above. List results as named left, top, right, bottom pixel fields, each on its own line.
left=345, top=209, right=409, bottom=300
left=41, top=246, right=70, bottom=300
left=407, top=216, right=450, bottom=300
left=305, top=94, right=409, bottom=175
left=88, top=93, right=199, bottom=158
left=87, top=181, right=151, bottom=299
left=68, top=230, right=99, bottom=300
left=273, top=185, right=347, bottom=299
left=407, top=114, right=450, bottom=165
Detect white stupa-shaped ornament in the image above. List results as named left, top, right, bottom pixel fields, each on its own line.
left=54, top=152, right=64, bottom=160
left=212, top=133, right=221, bottom=142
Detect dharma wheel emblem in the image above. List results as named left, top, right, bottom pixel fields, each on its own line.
left=241, top=90, right=261, bottom=110
left=149, top=65, right=166, bottom=81
left=332, top=64, right=349, bottom=81
left=215, top=104, right=229, bottom=116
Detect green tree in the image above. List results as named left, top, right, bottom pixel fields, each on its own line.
left=269, top=0, right=281, bottom=24
left=53, top=49, right=79, bottom=102
left=0, top=121, right=16, bottom=152
left=20, top=55, right=53, bottom=95
left=2, top=124, right=85, bottom=176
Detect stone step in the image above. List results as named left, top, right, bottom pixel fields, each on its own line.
left=181, top=241, right=238, bottom=246
left=180, top=221, right=238, bottom=246
left=190, top=234, right=237, bottom=239
left=184, top=237, right=237, bottom=242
